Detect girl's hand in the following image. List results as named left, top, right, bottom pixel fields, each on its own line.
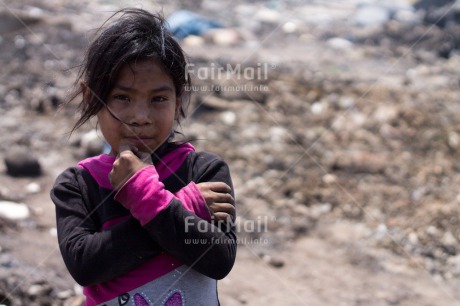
left=197, top=182, right=235, bottom=223
left=109, top=144, right=153, bottom=190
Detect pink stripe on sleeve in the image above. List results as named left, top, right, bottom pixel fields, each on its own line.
left=156, top=142, right=195, bottom=181
left=77, top=154, right=116, bottom=190
left=100, top=215, right=130, bottom=231
left=174, top=182, right=211, bottom=221
left=114, top=144, right=210, bottom=226
left=114, top=166, right=174, bottom=226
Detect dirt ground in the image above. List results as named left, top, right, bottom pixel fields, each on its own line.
left=2, top=0, right=460, bottom=305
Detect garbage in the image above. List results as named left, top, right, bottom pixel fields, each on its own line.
left=166, top=10, right=222, bottom=39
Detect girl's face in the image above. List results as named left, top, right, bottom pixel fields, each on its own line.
left=97, top=58, right=180, bottom=155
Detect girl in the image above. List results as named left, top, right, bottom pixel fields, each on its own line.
left=50, top=8, right=236, bottom=306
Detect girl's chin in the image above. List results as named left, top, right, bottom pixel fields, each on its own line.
left=125, top=138, right=156, bottom=149
left=108, top=140, right=157, bottom=155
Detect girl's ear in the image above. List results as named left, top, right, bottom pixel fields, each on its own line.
left=80, top=81, right=91, bottom=105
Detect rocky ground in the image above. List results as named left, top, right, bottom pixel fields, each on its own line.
left=2, top=0, right=460, bottom=305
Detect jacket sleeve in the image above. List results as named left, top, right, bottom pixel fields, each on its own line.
left=51, top=168, right=162, bottom=286
left=114, top=153, right=237, bottom=280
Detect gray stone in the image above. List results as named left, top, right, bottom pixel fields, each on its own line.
left=4, top=147, right=41, bottom=177
left=0, top=10, right=42, bottom=34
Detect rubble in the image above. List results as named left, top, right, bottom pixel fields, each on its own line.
left=1, top=0, right=460, bottom=305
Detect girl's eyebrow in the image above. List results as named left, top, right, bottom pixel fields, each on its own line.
left=113, top=84, right=174, bottom=93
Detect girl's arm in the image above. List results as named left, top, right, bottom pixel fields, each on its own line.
left=51, top=168, right=162, bottom=286
left=112, top=151, right=237, bottom=280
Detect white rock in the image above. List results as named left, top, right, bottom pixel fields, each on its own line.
left=57, top=289, right=73, bottom=299
left=254, top=8, right=281, bottom=24
left=182, top=35, right=205, bottom=47
left=74, top=284, right=83, bottom=296
left=338, top=97, right=355, bottom=109
left=28, top=7, right=44, bottom=17
left=26, top=182, right=41, bottom=194
left=282, top=22, right=297, bottom=33
left=351, top=113, right=367, bottom=126
left=354, top=6, right=390, bottom=27
left=322, top=174, right=337, bottom=184
left=310, top=203, right=332, bottom=217
left=442, top=231, right=457, bottom=246
left=373, top=105, right=398, bottom=123
left=311, top=102, right=324, bottom=114
left=49, top=227, right=58, bottom=237
left=327, top=37, right=354, bottom=50
left=448, top=131, right=460, bottom=149
left=408, top=232, right=419, bottom=244
left=269, top=126, right=288, bottom=143
left=426, top=225, right=438, bottom=236
left=220, top=111, right=236, bottom=125
left=0, top=201, right=30, bottom=220
left=375, top=223, right=388, bottom=240
left=81, top=129, right=105, bottom=157
left=81, top=129, right=101, bottom=148
left=14, top=35, right=26, bottom=49
left=235, top=4, right=257, bottom=16
left=28, top=283, right=51, bottom=296
left=394, top=9, right=422, bottom=25
left=204, top=28, right=241, bottom=46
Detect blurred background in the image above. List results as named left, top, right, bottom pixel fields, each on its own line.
left=1, top=0, right=460, bottom=305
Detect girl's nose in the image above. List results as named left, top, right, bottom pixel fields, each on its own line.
left=126, top=101, right=152, bottom=126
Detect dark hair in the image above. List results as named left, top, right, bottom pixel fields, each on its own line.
left=68, top=8, right=191, bottom=133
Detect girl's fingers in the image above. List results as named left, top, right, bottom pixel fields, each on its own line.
left=208, top=203, right=235, bottom=219
left=116, top=144, right=152, bottom=164
left=216, top=203, right=235, bottom=214
left=213, top=192, right=234, bottom=204
left=213, top=212, right=234, bottom=223
left=118, top=144, right=136, bottom=156
left=204, top=192, right=234, bottom=206
left=209, top=182, right=232, bottom=193
left=199, top=182, right=231, bottom=193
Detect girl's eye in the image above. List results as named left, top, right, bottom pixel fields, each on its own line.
left=152, top=96, right=167, bottom=103
left=114, top=95, right=130, bottom=102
